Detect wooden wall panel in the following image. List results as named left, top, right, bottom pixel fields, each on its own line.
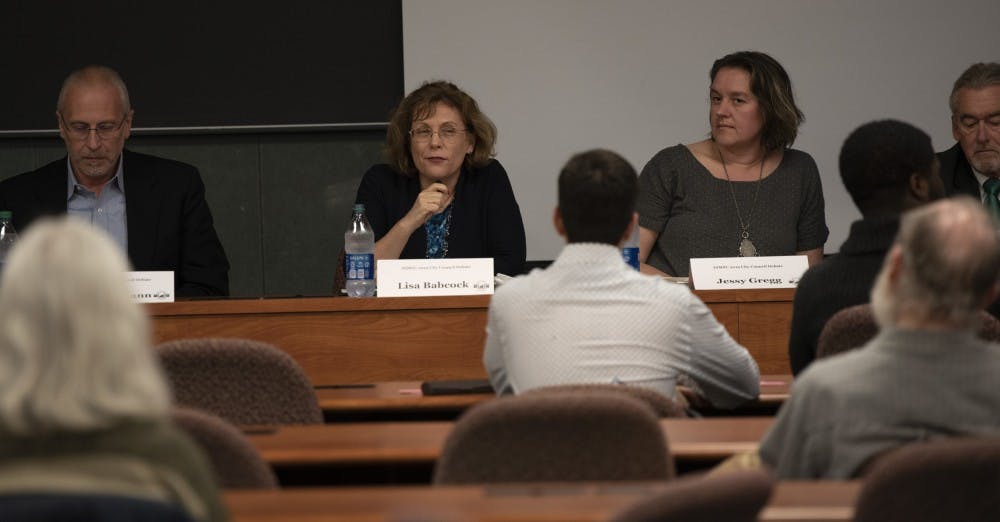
left=150, top=290, right=794, bottom=385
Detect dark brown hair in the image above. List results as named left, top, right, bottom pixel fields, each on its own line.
left=385, top=80, right=497, bottom=176
left=558, top=149, right=638, bottom=244
left=710, top=51, right=803, bottom=152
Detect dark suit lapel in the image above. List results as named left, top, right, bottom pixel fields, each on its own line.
left=940, top=143, right=980, bottom=198
left=953, top=156, right=980, bottom=198
left=123, top=150, right=159, bottom=268
left=35, top=159, right=71, bottom=216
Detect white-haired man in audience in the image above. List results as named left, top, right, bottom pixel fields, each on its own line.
left=759, top=197, right=1000, bottom=478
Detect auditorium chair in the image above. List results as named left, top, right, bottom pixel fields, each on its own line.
left=815, top=304, right=880, bottom=360
left=609, top=470, right=774, bottom=522
left=155, top=338, right=323, bottom=425
left=854, top=437, right=1000, bottom=521
left=817, top=304, right=1000, bottom=360
left=171, top=407, right=278, bottom=489
left=434, top=391, right=674, bottom=484
left=523, top=383, right=688, bottom=418
left=977, top=311, right=1000, bottom=342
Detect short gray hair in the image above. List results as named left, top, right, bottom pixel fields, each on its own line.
left=0, top=218, right=170, bottom=436
left=56, top=65, right=132, bottom=114
left=949, top=62, right=1000, bottom=114
left=892, top=197, right=1000, bottom=327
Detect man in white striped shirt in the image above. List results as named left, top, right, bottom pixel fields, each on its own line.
left=482, top=149, right=759, bottom=409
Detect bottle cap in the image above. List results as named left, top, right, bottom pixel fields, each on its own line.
left=0, top=211, right=11, bottom=220
left=353, top=204, right=365, bottom=212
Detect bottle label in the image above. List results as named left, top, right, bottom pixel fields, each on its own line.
left=622, top=247, right=640, bottom=270
left=345, top=253, right=374, bottom=280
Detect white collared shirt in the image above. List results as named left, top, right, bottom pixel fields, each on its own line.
left=483, top=243, right=760, bottom=409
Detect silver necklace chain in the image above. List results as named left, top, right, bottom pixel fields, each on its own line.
left=718, top=146, right=764, bottom=256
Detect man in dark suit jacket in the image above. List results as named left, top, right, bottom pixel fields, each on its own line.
left=938, top=62, right=1000, bottom=201
left=0, top=65, right=229, bottom=297
left=938, top=62, right=1000, bottom=319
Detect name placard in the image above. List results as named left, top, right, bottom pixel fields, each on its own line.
left=689, top=256, right=808, bottom=290
left=376, top=258, right=494, bottom=297
left=127, top=271, right=174, bottom=303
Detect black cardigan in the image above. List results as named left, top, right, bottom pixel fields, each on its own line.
left=355, top=159, right=526, bottom=276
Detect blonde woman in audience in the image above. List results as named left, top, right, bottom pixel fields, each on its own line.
left=0, top=218, right=225, bottom=521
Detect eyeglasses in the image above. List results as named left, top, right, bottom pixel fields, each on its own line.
left=409, top=125, right=467, bottom=144
left=59, top=113, right=129, bottom=141
left=954, top=113, right=1000, bottom=135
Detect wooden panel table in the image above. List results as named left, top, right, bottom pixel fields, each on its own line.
left=696, top=288, right=795, bottom=374
left=149, top=289, right=794, bottom=386
left=149, top=296, right=492, bottom=386
left=225, top=480, right=859, bottom=522
left=316, top=375, right=793, bottom=421
left=248, top=417, right=772, bottom=468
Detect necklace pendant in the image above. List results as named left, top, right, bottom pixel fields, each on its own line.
left=739, top=238, right=758, bottom=257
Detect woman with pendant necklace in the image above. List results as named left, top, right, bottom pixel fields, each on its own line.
left=636, top=51, right=828, bottom=277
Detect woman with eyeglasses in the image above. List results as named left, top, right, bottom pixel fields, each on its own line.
left=354, top=80, right=526, bottom=276
left=636, top=51, right=828, bottom=278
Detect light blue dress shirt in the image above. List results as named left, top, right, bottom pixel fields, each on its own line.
left=66, top=158, right=128, bottom=254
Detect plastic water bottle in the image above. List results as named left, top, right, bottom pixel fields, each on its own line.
left=0, top=211, right=18, bottom=276
left=344, top=204, right=376, bottom=297
left=621, top=224, right=639, bottom=270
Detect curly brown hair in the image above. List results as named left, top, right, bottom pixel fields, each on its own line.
left=385, top=80, right=497, bottom=176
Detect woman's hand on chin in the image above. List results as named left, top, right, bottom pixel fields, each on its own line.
left=403, top=182, right=453, bottom=229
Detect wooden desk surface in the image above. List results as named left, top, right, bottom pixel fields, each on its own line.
left=316, top=375, right=792, bottom=418
left=149, top=289, right=795, bottom=387
left=758, top=374, right=793, bottom=403
left=224, top=480, right=859, bottom=522
left=316, top=382, right=492, bottom=413
left=248, top=416, right=772, bottom=467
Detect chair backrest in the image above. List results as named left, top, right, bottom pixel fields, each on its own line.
left=609, top=470, right=775, bottom=522
left=156, top=338, right=323, bottom=425
left=817, top=305, right=1000, bottom=361
left=171, top=407, right=278, bottom=489
left=433, top=391, right=674, bottom=484
left=815, top=303, right=879, bottom=360
left=0, top=493, right=194, bottom=522
left=976, top=311, right=1000, bottom=342
left=854, top=437, right=1000, bottom=522
left=524, top=383, right=687, bottom=418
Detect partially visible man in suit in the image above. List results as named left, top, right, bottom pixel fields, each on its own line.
left=0, top=65, right=229, bottom=297
left=788, top=120, right=944, bottom=375
left=939, top=62, right=1000, bottom=209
